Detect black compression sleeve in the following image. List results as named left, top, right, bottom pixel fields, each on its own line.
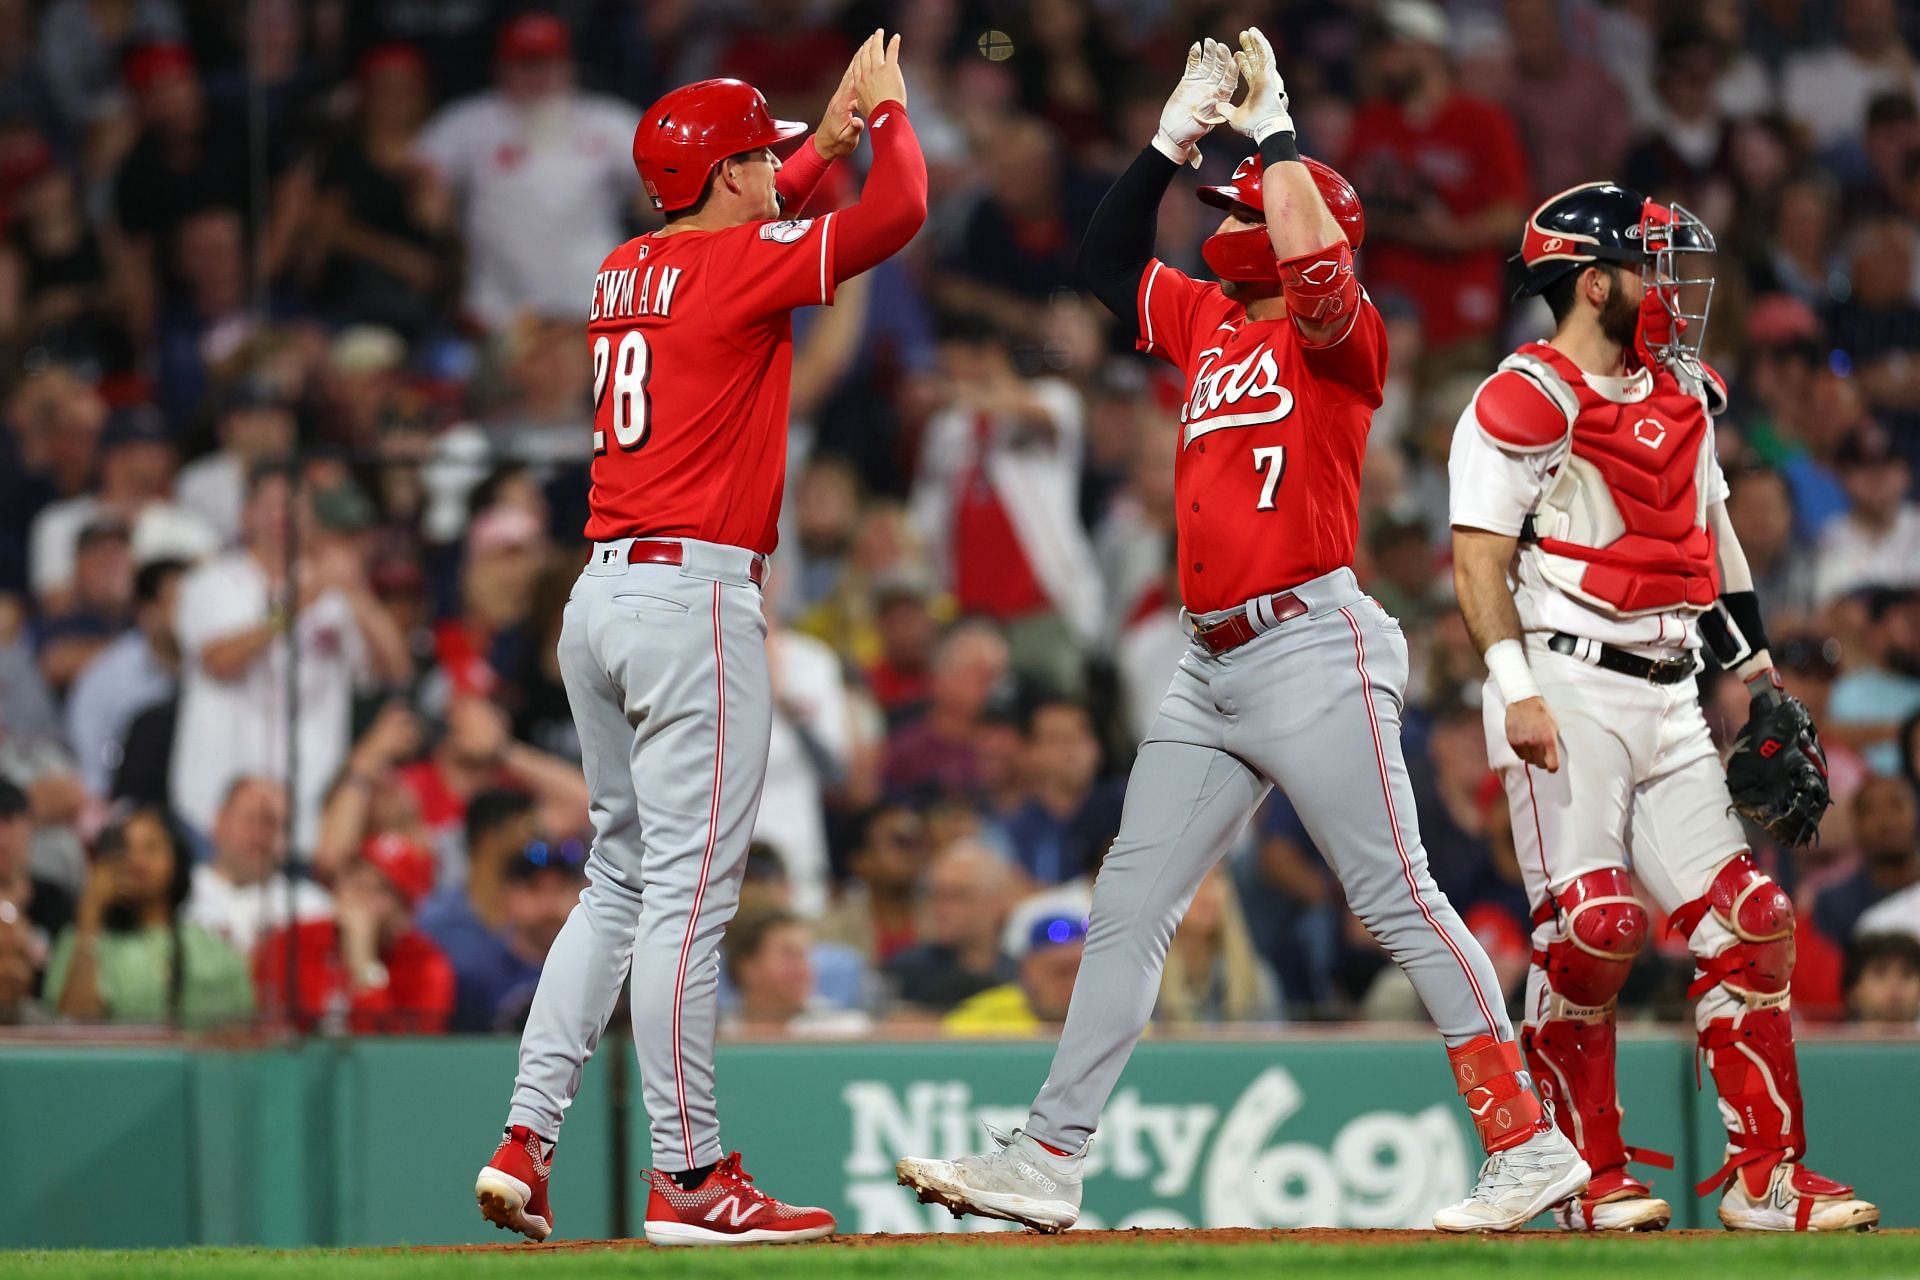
left=1076, top=145, right=1182, bottom=337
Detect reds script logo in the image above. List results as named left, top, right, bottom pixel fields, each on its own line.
left=1182, top=341, right=1296, bottom=446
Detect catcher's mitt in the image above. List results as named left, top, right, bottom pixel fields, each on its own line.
left=1726, top=686, right=1831, bottom=847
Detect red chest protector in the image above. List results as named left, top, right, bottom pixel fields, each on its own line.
left=1474, top=342, right=1721, bottom=617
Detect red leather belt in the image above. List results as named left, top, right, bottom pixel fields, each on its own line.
left=1192, top=591, right=1308, bottom=655
left=625, top=538, right=767, bottom=587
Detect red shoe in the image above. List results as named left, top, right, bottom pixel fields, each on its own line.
left=643, top=1152, right=836, bottom=1246
left=476, top=1125, right=555, bottom=1242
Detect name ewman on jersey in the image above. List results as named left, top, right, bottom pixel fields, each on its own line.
left=590, top=264, right=683, bottom=321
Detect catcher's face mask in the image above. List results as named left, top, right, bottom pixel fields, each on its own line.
left=1638, top=200, right=1715, bottom=370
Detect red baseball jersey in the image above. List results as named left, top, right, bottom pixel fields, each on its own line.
left=583, top=213, right=842, bottom=553
left=1136, top=259, right=1388, bottom=614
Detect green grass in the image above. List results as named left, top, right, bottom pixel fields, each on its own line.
left=8, top=1235, right=1918, bottom=1280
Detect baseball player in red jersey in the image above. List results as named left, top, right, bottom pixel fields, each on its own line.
left=474, top=32, right=925, bottom=1246
left=896, top=31, right=1587, bottom=1234
left=1450, top=183, right=1877, bottom=1232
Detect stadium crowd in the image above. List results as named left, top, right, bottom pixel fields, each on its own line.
left=1, top=0, right=1918, bottom=1038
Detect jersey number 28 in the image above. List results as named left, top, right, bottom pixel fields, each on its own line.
left=592, top=330, right=651, bottom=453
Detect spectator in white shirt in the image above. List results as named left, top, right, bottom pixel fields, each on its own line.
left=909, top=320, right=1104, bottom=695
left=413, top=13, right=640, bottom=333
left=183, top=775, right=332, bottom=956
left=28, top=404, right=216, bottom=610
left=175, top=379, right=300, bottom=548
left=1782, top=0, right=1920, bottom=151
left=1813, top=424, right=1920, bottom=605
left=169, top=466, right=412, bottom=846
left=65, top=558, right=186, bottom=796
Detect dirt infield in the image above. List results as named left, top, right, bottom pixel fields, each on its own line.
left=404, top=1225, right=1911, bottom=1254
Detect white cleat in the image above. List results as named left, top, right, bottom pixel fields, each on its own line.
left=1555, top=1191, right=1672, bottom=1232
left=1434, top=1123, right=1590, bottom=1233
left=895, top=1125, right=1084, bottom=1233
left=1718, top=1160, right=1878, bottom=1232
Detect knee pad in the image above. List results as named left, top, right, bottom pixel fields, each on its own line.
left=1668, top=853, right=1793, bottom=1002
left=1536, top=868, right=1648, bottom=1010
left=1276, top=241, right=1359, bottom=322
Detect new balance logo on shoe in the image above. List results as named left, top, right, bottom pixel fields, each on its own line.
left=704, top=1195, right=763, bottom=1228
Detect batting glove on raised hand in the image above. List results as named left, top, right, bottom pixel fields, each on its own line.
left=1155, top=37, right=1236, bottom=168
left=1229, top=27, right=1294, bottom=144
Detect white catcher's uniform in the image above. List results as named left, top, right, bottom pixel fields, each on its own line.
left=1448, top=354, right=1747, bottom=916
left=1446, top=339, right=1871, bottom=1228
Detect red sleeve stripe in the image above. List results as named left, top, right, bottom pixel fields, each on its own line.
left=817, top=212, right=834, bottom=305
left=1140, top=260, right=1164, bottom=353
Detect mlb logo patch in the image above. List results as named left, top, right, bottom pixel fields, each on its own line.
left=759, top=218, right=814, bottom=244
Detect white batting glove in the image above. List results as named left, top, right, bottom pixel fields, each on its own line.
left=1154, top=37, right=1237, bottom=168
left=1229, top=27, right=1294, bottom=144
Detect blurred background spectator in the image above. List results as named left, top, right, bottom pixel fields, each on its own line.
left=0, top=0, right=1913, bottom=1042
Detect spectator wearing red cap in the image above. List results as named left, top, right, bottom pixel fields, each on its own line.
left=1340, top=1, right=1531, bottom=366
left=412, top=13, right=641, bottom=331
left=38, top=0, right=184, bottom=129
left=308, top=43, right=449, bottom=339
left=253, top=832, right=454, bottom=1034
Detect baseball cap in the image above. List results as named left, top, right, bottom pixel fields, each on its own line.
left=1745, top=294, right=1822, bottom=349
left=1023, top=914, right=1088, bottom=957
left=1834, top=423, right=1898, bottom=469
left=1380, top=0, right=1452, bottom=47
left=100, top=404, right=171, bottom=451
left=312, top=475, right=377, bottom=532
left=467, top=505, right=544, bottom=557
left=76, top=514, right=132, bottom=550
left=498, top=13, right=571, bottom=63
left=504, top=838, right=589, bottom=883
left=360, top=832, right=437, bottom=908
left=124, top=42, right=195, bottom=94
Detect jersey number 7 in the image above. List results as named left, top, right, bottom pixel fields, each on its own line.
left=592, top=330, right=652, bottom=454
left=1253, top=446, right=1287, bottom=511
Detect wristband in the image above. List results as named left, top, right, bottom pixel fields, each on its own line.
left=1484, top=639, right=1542, bottom=705
left=1151, top=130, right=1197, bottom=166
left=1258, top=131, right=1301, bottom=165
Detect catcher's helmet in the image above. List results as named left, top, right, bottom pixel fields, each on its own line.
left=632, top=78, right=807, bottom=213
left=1512, top=181, right=1651, bottom=299
left=1196, top=154, right=1365, bottom=284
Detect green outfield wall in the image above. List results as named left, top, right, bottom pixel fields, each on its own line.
left=4, top=1033, right=1914, bottom=1247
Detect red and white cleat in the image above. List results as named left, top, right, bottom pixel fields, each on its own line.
left=643, top=1152, right=836, bottom=1246
left=1718, top=1161, right=1878, bottom=1232
left=1555, top=1167, right=1672, bottom=1231
left=475, top=1125, right=555, bottom=1242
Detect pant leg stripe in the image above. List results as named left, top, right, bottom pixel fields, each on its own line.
left=1524, top=765, right=1553, bottom=902
left=1339, top=606, right=1500, bottom=1038
left=670, top=580, right=726, bottom=1169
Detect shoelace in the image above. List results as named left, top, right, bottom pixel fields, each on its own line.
left=1466, top=1149, right=1546, bottom=1204
left=710, top=1153, right=775, bottom=1204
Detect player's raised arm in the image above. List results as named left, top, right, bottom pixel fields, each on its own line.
left=825, top=31, right=928, bottom=282
left=1075, top=38, right=1237, bottom=326
left=772, top=39, right=868, bottom=216
left=1228, top=27, right=1357, bottom=345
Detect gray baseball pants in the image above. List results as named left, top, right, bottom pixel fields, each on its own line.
left=1028, top=567, right=1510, bottom=1151
left=507, top=538, right=770, bottom=1173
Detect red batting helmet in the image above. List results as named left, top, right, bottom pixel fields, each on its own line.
left=1196, top=154, right=1366, bottom=283
left=632, top=78, right=807, bottom=213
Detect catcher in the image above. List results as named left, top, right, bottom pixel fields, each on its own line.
left=1449, top=181, right=1878, bottom=1232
